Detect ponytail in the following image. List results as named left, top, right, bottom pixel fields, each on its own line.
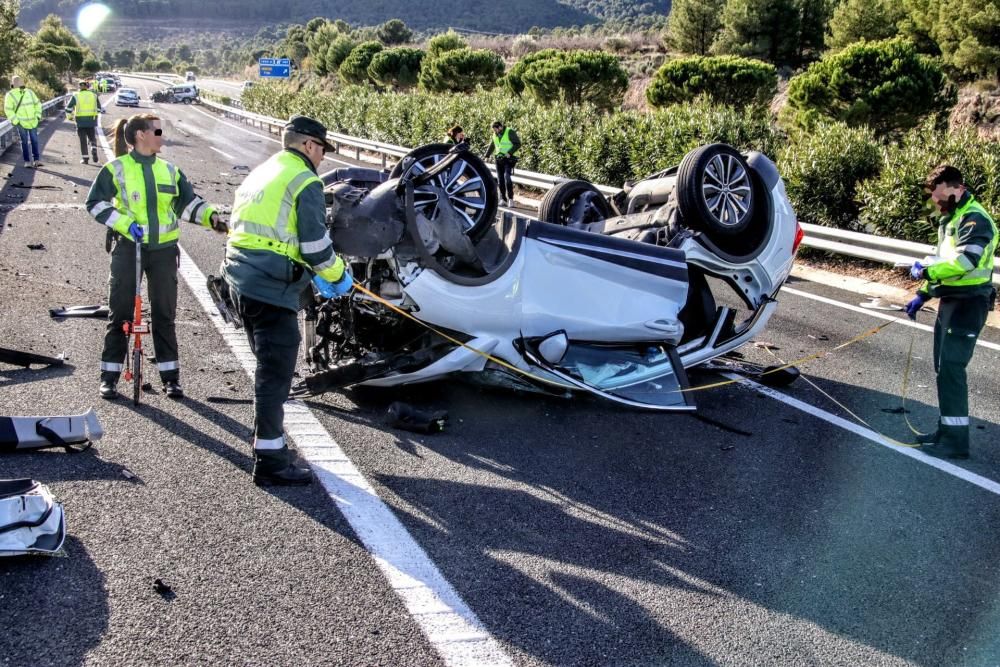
left=111, top=118, right=128, bottom=156
left=110, top=113, right=160, bottom=157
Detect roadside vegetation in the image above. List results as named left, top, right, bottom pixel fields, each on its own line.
left=5, top=0, right=1000, bottom=245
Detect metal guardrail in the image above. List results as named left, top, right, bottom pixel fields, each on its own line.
left=121, top=77, right=1000, bottom=284
left=0, top=94, right=72, bottom=153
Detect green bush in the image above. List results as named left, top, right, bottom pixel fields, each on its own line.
left=339, top=41, right=383, bottom=85
left=241, top=82, right=779, bottom=187
left=418, top=48, right=504, bottom=94
left=323, top=36, right=357, bottom=75
left=786, top=37, right=953, bottom=133
left=368, top=47, right=424, bottom=89
left=427, top=31, right=467, bottom=59
left=646, top=55, right=777, bottom=108
left=777, top=122, right=882, bottom=229
left=858, top=121, right=1000, bottom=241
left=503, top=49, right=629, bottom=110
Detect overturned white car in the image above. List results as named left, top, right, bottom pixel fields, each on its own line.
left=292, top=142, right=802, bottom=411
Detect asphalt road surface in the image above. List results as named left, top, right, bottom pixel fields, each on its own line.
left=1, top=77, right=999, bottom=666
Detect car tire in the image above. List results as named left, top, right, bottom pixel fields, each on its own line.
left=538, top=180, right=612, bottom=228
left=676, top=143, right=755, bottom=237
left=183, top=98, right=192, bottom=105
left=389, top=143, right=498, bottom=241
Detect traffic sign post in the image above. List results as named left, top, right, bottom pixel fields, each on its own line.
left=259, top=57, right=291, bottom=78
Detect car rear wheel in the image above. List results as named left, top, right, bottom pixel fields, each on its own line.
left=538, top=180, right=612, bottom=228
left=676, top=144, right=755, bottom=237
left=390, top=143, right=498, bottom=241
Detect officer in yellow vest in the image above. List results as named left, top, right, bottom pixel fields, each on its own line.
left=86, top=113, right=226, bottom=400
left=65, top=80, right=102, bottom=164
left=484, top=120, right=521, bottom=208
left=223, top=115, right=351, bottom=486
left=906, top=165, right=998, bottom=459
left=3, top=76, right=43, bottom=168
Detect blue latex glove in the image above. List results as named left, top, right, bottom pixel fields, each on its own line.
left=313, top=271, right=353, bottom=298
left=128, top=222, right=144, bottom=242
left=910, top=261, right=926, bottom=280
left=905, top=294, right=928, bottom=320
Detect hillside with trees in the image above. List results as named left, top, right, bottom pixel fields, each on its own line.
left=16, top=0, right=663, bottom=31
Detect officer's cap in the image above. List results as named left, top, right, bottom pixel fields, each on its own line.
left=285, top=114, right=335, bottom=152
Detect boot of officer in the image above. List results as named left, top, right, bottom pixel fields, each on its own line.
left=222, top=114, right=353, bottom=486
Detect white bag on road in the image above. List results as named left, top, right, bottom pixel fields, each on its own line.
left=0, top=479, right=66, bottom=556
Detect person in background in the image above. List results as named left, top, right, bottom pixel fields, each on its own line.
left=65, top=80, right=103, bottom=164
left=86, top=113, right=226, bottom=400
left=3, top=76, right=43, bottom=168
left=905, top=164, right=998, bottom=459
left=445, top=125, right=465, bottom=145
left=222, top=115, right=352, bottom=486
left=484, top=120, right=521, bottom=208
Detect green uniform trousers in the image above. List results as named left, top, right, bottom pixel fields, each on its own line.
left=932, top=293, right=991, bottom=452
left=101, top=239, right=181, bottom=383
left=233, top=293, right=301, bottom=444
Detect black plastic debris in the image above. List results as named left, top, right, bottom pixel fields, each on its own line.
left=0, top=346, right=65, bottom=368
left=49, top=304, right=110, bottom=319
left=206, top=396, right=253, bottom=404
left=386, top=402, right=448, bottom=434
left=881, top=407, right=911, bottom=414
left=153, top=578, right=175, bottom=600
left=27, top=243, right=45, bottom=250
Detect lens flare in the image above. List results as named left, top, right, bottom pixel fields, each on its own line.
left=77, top=3, right=111, bottom=39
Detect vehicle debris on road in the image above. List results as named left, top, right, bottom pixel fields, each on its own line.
left=0, top=346, right=66, bottom=368
left=387, top=402, right=448, bottom=434
left=49, top=304, right=110, bottom=319
left=0, top=479, right=66, bottom=556
left=0, top=408, right=103, bottom=453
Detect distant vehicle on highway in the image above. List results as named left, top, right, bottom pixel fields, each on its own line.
left=242, top=80, right=254, bottom=91
left=152, top=84, right=198, bottom=104
left=185, top=71, right=196, bottom=81
left=115, top=88, right=140, bottom=107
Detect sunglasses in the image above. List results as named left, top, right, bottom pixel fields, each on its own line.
left=307, top=138, right=327, bottom=154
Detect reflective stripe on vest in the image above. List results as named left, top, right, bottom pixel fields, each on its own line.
left=492, top=128, right=513, bottom=155
left=73, top=90, right=98, bottom=118
left=106, top=155, right=180, bottom=246
left=938, top=198, right=998, bottom=287
left=228, top=151, right=320, bottom=264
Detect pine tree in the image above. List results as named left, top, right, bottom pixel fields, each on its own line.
left=667, top=0, right=726, bottom=55
left=936, top=0, right=1000, bottom=81
left=712, top=0, right=802, bottom=65
left=826, top=0, right=903, bottom=51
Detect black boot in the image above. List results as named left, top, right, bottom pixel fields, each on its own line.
left=253, top=447, right=313, bottom=486
left=163, top=380, right=184, bottom=399
left=922, top=426, right=970, bottom=460
left=99, top=372, right=119, bottom=400
left=91, top=146, right=99, bottom=163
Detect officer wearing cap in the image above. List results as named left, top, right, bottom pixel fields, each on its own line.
left=905, top=164, right=998, bottom=460
left=223, top=114, right=352, bottom=486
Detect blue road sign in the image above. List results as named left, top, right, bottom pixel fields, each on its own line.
left=259, top=57, right=291, bottom=78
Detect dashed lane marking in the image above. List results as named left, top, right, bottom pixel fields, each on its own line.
left=188, top=105, right=358, bottom=168
left=209, top=145, right=236, bottom=160
left=96, top=117, right=514, bottom=667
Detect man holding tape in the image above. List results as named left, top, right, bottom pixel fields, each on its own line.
left=906, top=164, right=998, bottom=459
left=222, top=115, right=352, bottom=486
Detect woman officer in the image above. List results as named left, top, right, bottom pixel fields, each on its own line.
left=86, top=113, right=227, bottom=399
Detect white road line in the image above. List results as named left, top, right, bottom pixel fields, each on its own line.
left=729, top=373, right=1000, bottom=497
left=1, top=203, right=86, bottom=210
left=97, top=121, right=512, bottom=667
left=189, top=105, right=357, bottom=168
left=782, top=285, right=1000, bottom=352
left=209, top=145, right=236, bottom=160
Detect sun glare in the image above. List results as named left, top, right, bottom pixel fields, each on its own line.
left=77, top=3, right=111, bottom=38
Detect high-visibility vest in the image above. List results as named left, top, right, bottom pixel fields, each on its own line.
left=492, top=128, right=513, bottom=156
left=4, top=88, right=41, bottom=129
left=228, top=151, right=325, bottom=267
left=103, top=155, right=182, bottom=247
left=935, top=197, right=998, bottom=288
left=72, top=90, right=99, bottom=119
